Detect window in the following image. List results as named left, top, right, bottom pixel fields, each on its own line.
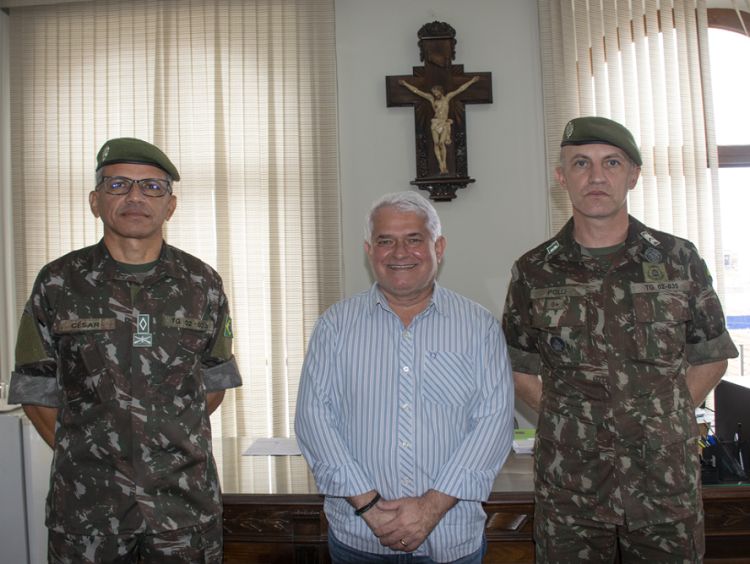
left=708, top=8, right=750, bottom=378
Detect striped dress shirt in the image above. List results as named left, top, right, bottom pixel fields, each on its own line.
left=295, top=283, right=514, bottom=562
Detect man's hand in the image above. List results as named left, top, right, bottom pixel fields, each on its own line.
left=22, top=405, right=57, bottom=448
left=686, top=359, right=728, bottom=407
left=373, top=489, right=457, bottom=552
left=206, top=390, right=225, bottom=415
left=348, top=491, right=399, bottom=535
left=360, top=503, right=399, bottom=533
left=513, top=371, right=542, bottom=412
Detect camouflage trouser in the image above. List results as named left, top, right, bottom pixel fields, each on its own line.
left=534, top=506, right=704, bottom=563
left=48, top=519, right=222, bottom=564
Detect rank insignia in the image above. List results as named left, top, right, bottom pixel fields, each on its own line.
left=640, top=231, right=661, bottom=247
left=133, top=314, right=153, bottom=347
left=546, top=241, right=561, bottom=257
left=643, top=262, right=668, bottom=283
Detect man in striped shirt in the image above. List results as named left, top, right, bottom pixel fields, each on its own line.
left=295, top=191, right=514, bottom=563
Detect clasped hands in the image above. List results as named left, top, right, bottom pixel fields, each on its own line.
left=350, top=489, right=456, bottom=552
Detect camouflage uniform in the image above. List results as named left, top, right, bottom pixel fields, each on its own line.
left=503, top=216, right=738, bottom=562
left=9, top=241, right=241, bottom=558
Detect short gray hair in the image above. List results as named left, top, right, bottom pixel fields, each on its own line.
left=364, top=191, right=442, bottom=242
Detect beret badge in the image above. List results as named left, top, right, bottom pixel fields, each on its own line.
left=564, top=121, right=574, bottom=140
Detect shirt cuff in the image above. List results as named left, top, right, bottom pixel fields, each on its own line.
left=686, top=331, right=739, bottom=365
left=203, top=356, right=242, bottom=392
left=508, top=346, right=541, bottom=375
left=8, top=371, right=60, bottom=407
left=309, top=460, right=374, bottom=498
left=432, top=466, right=498, bottom=502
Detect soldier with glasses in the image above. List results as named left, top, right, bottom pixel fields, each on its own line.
left=9, top=137, right=242, bottom=563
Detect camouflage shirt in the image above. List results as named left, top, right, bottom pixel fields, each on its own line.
left=503, top=216, right=738, bottom=530
left=9, top=241, right=242, bottom=535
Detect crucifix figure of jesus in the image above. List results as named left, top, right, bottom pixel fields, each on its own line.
left=399, top=75, right=480, bottom=174
left=386, top=21, right=492, bottom=200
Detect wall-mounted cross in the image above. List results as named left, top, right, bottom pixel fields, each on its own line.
left=386, top=21, right=492, bottom=201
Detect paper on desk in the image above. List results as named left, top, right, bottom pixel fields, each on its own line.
left=243, top=437, right=302, bottom=456
left=512, top=428, right=536, bottom=455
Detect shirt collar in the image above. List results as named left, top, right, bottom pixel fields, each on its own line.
left=366, top=282, right=446, bottom=317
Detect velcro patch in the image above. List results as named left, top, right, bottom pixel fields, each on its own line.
left=630, top=280, right=692, bottom=293
left=55, top=318, right=116, bottom=333
left=642, top=262, right=668, bottom=283
left=161, top=316, right=214, bottom=332
left=530, top=286, right=590, bottom=299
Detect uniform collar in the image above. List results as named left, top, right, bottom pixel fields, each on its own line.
left=89, top=239, right=186, bottom=284
left=546, top=215, right=658, bottom=263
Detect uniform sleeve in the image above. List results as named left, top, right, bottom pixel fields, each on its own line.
left=502, top=262, right=542, bottom=375
left=9, top=270, right=61, bottom=407
left=430, top=318, right=515, bottom=501
left=294, top=317, right=375, bottom=498
left=684, top=249, right=738, bottom=365
left=201, top=276, right=242, bottom=392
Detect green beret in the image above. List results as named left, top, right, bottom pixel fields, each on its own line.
left=96, top=137, right=180, bottom=181
left=561, top=116, right=642, bottom=166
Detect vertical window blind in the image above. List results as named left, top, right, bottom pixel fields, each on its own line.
left=6, top=0, right=341, bottom=446
left=538, top=0, right=725, bottom=297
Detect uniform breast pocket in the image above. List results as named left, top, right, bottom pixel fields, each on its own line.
left=151, top=316, right=214, bottom=399
left=631, top=289, right=691, bottom=362
left=530, top=294, right=589, bottom=367
left=53, top=323, right=117, bottom=409
left=158, top=315, right=214, bottom=357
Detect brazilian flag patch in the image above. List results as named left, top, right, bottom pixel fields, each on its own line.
left=224, top=316, right=233, bottom=338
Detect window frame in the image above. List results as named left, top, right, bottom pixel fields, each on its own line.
left=708, top=8, right=750, bottom=167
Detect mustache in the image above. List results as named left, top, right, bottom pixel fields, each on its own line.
left=119, top=203, right=150, bottom=215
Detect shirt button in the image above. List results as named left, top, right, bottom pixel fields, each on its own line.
left=400, top=440, right=411, bottom=449
left=403, top=331, right=411, bottom=339
left=401, top=477, right=411, bottom=486
left=403, top=366, right=410, bottom=374
left=401, top=403, right=411, bottom=411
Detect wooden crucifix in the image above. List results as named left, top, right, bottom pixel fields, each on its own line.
left=386, top=21, right=492, bottom=201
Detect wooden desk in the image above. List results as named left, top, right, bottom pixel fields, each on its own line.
left=216, top=438, right=750, bottom=563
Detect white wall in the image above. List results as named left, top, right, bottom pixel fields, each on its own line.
left=335, top=0, right=549, bottom=313
left=335, top=1, right=549, bottom=426
left=0, top=9, right=15, bottom=388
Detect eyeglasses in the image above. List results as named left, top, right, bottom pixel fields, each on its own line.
left=96, top=176, right=173, bottom=198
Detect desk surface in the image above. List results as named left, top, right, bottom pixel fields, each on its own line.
left=215, top=437, right=534, bottom=497
left=218, top=437, right=750, bottom=563
left=214, top=436, right=747, bottom=498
